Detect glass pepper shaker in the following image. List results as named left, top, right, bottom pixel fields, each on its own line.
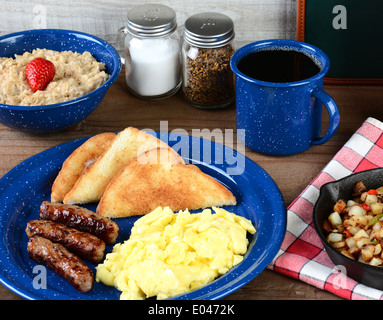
left=118, top=3, right=181, bottom=100
left=182, top=12, right=235, bottom=109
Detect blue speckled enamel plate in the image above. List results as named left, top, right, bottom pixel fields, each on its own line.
left=0, top=132, right=286, bottom=300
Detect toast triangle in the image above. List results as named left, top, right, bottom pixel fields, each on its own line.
left=51, top=132, right=116, bottom=203
left=63, top=127, right=174, bottom=205
left=96, top=161, right=237, bottom=218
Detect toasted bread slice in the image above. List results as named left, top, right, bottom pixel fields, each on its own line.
left=51, top=132, right=116, bottom=203
left=63, top=127, right=175, bottom=205
left=135, top=147, right=184, bottom=166
left=96, top=161, right=237, bottom=218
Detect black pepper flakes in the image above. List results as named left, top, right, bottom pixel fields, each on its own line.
left=183, top=43, right=235, bottom=108
left=182, top=12, right=236, bottom=109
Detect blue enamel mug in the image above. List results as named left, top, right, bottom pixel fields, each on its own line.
left=230, top=39, right=340, bottom=156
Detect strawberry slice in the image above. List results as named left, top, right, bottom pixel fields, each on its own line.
left=25, top=57, right=55, bottom=92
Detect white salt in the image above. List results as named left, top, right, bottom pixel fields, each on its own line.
left=126, top=37, right=180, bottom=97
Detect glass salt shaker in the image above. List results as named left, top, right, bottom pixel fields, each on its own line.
left=118, top=4, right=181, bottom=100
left=182, top=12, right=235, bottom=109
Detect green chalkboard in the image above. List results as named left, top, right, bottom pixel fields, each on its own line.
left=297, top=0, right=383, bottom=83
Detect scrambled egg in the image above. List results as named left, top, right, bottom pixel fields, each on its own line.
left=95, top=206, right=256, bottom=300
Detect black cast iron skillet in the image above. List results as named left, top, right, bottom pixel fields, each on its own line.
left=313, top=167, right=383, bottom=290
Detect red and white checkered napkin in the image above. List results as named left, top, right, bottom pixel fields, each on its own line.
left=268, top=117, right=383, bottom=300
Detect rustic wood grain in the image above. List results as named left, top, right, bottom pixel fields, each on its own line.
left=1, top=66, right=383, bottom=299
left=0, top=0, right=297, bottom=48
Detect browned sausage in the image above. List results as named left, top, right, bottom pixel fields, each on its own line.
left=26, top=220, right=106, bottom=263
left=39, top=201, right=119, bottom=245
left=27, top=235, right=94, bottom=293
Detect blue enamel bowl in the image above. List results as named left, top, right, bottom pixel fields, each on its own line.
left=0, top=29, right=121, bottom=134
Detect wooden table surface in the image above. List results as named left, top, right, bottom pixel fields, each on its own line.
left=1, top=70, right=383, bottom=300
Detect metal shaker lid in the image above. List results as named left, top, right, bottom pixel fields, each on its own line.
left=183, top=12, right=235, bottom=48
left=127, top=3, right=177, bottom=38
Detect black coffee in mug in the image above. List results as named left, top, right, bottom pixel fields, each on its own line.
left=237, top=48, right=321, bottom=83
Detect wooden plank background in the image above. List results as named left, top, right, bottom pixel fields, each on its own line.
left=0, top=0, right=297, bottom=49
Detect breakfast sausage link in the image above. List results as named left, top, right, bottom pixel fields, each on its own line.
left=26, top=219, right=106, bottom=263
left=27, top=235, right=94, bottom=293
left=39, top=201, right=119, bottom=245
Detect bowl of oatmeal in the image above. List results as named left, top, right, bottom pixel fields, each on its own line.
left=0, top=29, right=121, bottom=133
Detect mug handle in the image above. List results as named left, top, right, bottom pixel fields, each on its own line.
left=311, top=87, right=340, bottom=145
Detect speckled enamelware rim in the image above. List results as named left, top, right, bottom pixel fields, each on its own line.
left=230, top=39, right=330, bottom=88
left=0, top=132, right=286, bottom=300
left=0, top=29, right=121, bottom=111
